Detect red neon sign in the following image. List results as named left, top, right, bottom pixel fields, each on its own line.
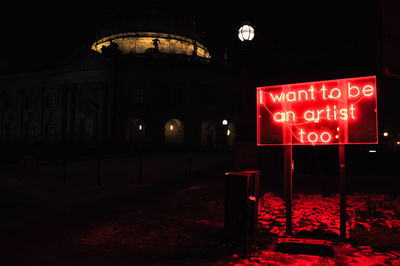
left=257, top=76, right=378, bottom=145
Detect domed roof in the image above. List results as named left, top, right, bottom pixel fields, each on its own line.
left=98, top=4, right=205, bottom=43
left=91, top=4, right=211, bottom=60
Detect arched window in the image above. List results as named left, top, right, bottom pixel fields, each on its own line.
left=200, top=121, right=216, bottom=148
left=164, top=119, right=184, bottom=144
left=27, top=123, right=40, bottom=144
left=6, top=124, right=16, bottom=143
left=80, top=118, right=94, bottom=142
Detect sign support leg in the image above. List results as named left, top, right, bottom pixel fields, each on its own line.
left=339, top=144, right=346, bottom=241
left=284, top=144, right=293, bottom=236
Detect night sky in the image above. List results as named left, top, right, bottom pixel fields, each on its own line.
left=0, top=1, right=383, bottom=80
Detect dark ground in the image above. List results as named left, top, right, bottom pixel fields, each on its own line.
left=1, top=164, right=228, bottom=265
left=1, top=152, right=400, bottom=265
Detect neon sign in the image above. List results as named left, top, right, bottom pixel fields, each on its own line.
left=257, top=76, right=378, bottom=145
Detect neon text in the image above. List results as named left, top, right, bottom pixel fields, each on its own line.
left=257, top=76, right=378, bottom=145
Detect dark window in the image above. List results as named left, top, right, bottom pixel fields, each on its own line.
left=80, top=118, right=85, bottom=137
left=47, top=124, right=57, bottom=142
left=46, top=94, right=57, bottom=108
left=24, top=95, right=31, bottom=109
left=28, top=124, right=40, bottom=144
left=167, top=87, right=181, bottom=106
left=5, top=96, right=10, bottom=110
left=7, top=125, right=16, bottom=141
left=134, top=88, right=144, bottom=104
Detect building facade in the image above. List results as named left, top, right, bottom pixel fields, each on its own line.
left=0, top=11, right=238, bottom=160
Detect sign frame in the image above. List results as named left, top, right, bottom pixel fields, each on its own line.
left=257, top=76, right=378, bottom=146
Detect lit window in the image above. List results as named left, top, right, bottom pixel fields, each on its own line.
left=91, top=32, right=211, bottom=59
left=138, top=124, right=143, bottom=131
left=369, top=150, right=377, bottom=153
left=170, top=125, right=174, bottom=131
left=227, top=129, right=231, bottom=136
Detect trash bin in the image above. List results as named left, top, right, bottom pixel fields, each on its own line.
left=224, top=170, right=260, bottom=250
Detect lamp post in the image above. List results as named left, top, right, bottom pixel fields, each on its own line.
left=237, top=22, right=256, bottom=133
left=238, top=24, right=255, bottom=42
left=233, top=22, right=257, bottom=170
left=237, top=22, right=292, bottom=236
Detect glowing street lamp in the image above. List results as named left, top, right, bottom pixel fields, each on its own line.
left=222, top=119, right=228, bottom=125
left=238, top=24, right=255, bottom=42
left=383, top=132, right=389, bottom=137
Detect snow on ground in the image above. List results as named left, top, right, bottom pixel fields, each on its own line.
left=222, top=246, right=400, bottom=266
left=72, top=191, right=400, bottom=265
left=258, top=193, right=400, bottom=247
left=3, top=159, right=400, bottom=265
left=225, top=192, right=400, bottom=265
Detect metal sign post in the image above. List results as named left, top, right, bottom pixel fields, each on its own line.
left=284, top=144, right=293, bottom=235
left=339, top=144, right=346, bottom=241
left=283, top=116, right=293, bottom=236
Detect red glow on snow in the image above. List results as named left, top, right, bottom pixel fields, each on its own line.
left=257, top=76, right=378, bottom=145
